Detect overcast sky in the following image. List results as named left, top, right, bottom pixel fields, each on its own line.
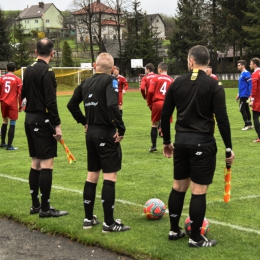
left=1, top=0, right=178, bottom=16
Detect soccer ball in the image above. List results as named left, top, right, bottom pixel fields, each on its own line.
left=143, top=198, right=166, bottom=220
left=184, top=217, right=210, bottom=237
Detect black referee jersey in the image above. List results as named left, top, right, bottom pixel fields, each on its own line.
left=22, top=59, right=61, bottom=126
left=67, top=73, right=125, bottom=136
left=161, top=69, right=232, bottom=149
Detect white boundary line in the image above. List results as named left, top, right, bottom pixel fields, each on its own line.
left=1, top=173, right=260, bottom=235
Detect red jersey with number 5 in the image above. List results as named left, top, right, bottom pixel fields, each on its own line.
left=0, top=73, right=22, bottom=106
left=147, top=74, right=174, bottom=107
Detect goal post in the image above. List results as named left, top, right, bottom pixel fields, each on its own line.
left=16, top=67, right=94, bottom=90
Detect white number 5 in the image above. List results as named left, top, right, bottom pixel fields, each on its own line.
left=5, top=81, right=11, bottom=93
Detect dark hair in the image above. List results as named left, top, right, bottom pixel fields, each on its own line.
left=7, top=62, right=16, bottom=72
left=158, top=62, right=168, bottom=71
left=250, top=57, right=260, bottom=67
left=238, top=60, right=246, bottom=66
left=37, top=38, right=54, bottom=57
left=145, top=63, right=155, bottom=72
left=188, top=45, right=210, bottom=66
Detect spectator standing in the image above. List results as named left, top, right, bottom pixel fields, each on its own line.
left=0, top=62, right=22, bottom=150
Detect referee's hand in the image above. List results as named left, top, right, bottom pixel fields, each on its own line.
left=163, top=144, right=174, bottom=158
left=54, top=125, right=62, bottom=141
left=113, top=132, right=124, bottom=143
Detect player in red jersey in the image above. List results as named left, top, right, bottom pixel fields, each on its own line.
left=0, top=63, right=22, bottom=150
left=140, top=63, right=157, bottom=100
left=147, top=62, right=174, bottom=152
left=249, top=57, right=260, bottom=142
left=113, top=66, right=129, bottom=115
left=206, top=66, right=218, bottom=80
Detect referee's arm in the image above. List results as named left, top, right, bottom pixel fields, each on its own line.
left=67, top=85, right=87, bottom=125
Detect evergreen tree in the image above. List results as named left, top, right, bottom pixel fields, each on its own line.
left=243, top=0, right=260, bottom=56
left=168, top=0, right=205, bottom=74
left=220, top=0, right=248, bottom=67
left=0, top=9, right=11, bottom=61
left=61, top=41, right=74, bottom=67
left=203, top=0, right=227, bottom=72
left=121, top=0, right=162, bottom=75
left=13, top=20, right=31, bottom=68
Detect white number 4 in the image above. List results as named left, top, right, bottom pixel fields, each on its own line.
left=160, top=82, right=167, bottom=95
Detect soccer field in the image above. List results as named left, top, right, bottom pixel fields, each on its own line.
left=0, top=89, right=260, bottom=259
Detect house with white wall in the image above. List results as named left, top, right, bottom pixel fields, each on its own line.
left=73, top=0, right=124, bottom=43
left=18, top=2, right=63, bottom=35
left=146, top=14, right=166, bottom=39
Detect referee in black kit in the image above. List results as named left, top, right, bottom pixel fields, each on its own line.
left=67, top=52, right=130, bottom=233
left=22, top=38, right=68, bottom=218
left=161, top=45, right=234, bottom=247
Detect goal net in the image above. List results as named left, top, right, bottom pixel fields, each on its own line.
left=14, top=67, right=94, bottom=91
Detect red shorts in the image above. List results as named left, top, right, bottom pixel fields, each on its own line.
left=151, top=101, right=172, bottom=123
left=1, top=102, right=18, bottom=120
left=118, top=92, right=123, bottom=105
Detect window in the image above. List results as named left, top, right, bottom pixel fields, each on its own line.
left=46, top=19, right=50, bottom=23
left=113, top=35, right=117, bottom=40
left=35, top=20, right=38, bottom=23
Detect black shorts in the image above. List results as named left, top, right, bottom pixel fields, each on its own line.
left=86, top=125, right=122, bottom=173
left=173, top=143, right=217, bottom=185
left=25, top=112, right=57, bottom=159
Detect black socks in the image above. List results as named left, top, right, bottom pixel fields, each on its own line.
left=39, top=169, right=53, bottom=212
left=102, top=180, right=115, bottom=226
left=83, top=181, right=97, bottom=220
left=189, top=193, right=206, bottom=242
left=168, top=188, right=186, bottom=232
left=29, top=168, right=40, bottom=207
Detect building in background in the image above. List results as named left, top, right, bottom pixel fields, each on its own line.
left=18, top=2, right=63, bottom=37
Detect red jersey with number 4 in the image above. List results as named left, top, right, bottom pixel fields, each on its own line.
left=251, top=68, right=260, bottom=112
left=0, top=73, right=22, bottom=106
left=147, top=74, right=174, bottom=107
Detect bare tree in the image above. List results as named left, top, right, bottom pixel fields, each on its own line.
left=104, top=0, right=130, bottom=58
left=73, top=0, right=119, bottom=62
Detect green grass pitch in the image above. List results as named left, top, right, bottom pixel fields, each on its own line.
left=0, top=88, right=260, bottom=259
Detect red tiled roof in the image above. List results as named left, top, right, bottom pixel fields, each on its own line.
left=101, top=19, right=117, bottom=25
left=74, top=1, right=119, bottom=15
